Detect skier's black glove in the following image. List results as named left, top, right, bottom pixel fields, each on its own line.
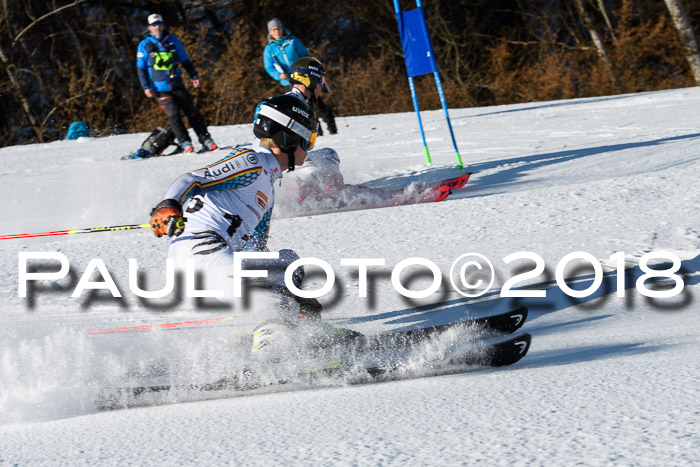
left=150, top=199, right=185, bottom=238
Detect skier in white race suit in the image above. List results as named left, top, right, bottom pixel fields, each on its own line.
left=149, top=94, right=359, bottom=361
left=254, top=57, right=346, bottom=203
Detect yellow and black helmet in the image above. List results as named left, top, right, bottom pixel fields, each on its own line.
left=289, top=57, right=326, bottom=91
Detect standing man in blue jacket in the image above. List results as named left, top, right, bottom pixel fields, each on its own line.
left=263, top=18, right=338, bottom=135
left=137, top=13, right=217, bottom=153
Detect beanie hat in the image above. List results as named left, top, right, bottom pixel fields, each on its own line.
left=267, top=18, right=283, bottom=31
left=148, top=13, right=163, bottom=25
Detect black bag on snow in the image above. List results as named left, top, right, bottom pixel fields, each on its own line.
left=141, top=126, right=176, bottom=156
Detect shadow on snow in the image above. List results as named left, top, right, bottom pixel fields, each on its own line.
left=458, top=133, right=700, bottom=198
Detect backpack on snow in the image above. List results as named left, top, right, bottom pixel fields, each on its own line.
left=66, top=121, right=89, bottom=140
left=141, top=126, right=176, bottom=156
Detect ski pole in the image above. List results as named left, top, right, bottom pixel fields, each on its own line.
left=0, top=223, right=151, bottom=240
left=84, top=317, right=230, bottom=334
left=271, top=56, right=286, bottom=77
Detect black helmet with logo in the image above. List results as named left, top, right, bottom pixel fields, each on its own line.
left=253, top=94, right=318, bottom=171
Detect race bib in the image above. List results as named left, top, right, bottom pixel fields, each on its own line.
left=153, top=51, right=175, bottom=71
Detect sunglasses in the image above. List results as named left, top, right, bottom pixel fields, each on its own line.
left=150, top=22, right=163, bottom=26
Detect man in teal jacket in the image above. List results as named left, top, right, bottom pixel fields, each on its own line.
left=137, top=13, right=217, bottom=153
left=263, top=18, right=309, bottom=88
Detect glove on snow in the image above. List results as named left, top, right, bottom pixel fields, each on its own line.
left=150, top=199, right=185, bottom=238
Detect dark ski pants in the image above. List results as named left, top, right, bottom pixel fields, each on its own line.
left=313, top=97, right=337, bottom=135
left=157, top=87, right=211, bottom=145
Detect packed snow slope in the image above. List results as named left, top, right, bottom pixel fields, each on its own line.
left=1, top=87, right=700, bottom=465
